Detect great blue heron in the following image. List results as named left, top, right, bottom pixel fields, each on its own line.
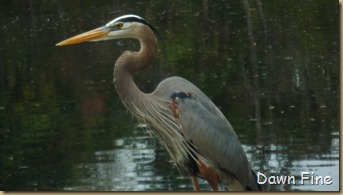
left=56, top=14, right=261, bottom=191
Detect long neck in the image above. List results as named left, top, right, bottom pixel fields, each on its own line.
left=113, top=26, right=197, bottom=168
left=113, top=25, right=158, bottom=104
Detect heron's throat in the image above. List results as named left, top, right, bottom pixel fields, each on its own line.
left=113, top=28, right=158, bottom=103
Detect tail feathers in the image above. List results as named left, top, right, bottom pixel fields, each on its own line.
left=219, top=167, right=262, bottom=191
left=250, top=170, right=263, bottom=191
left=228, top=170, right=262, bottom=191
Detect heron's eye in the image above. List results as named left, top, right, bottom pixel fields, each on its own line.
left=116, top=23, right=123, bottom=29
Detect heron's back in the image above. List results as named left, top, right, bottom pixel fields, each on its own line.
left=153, top=76, right=260, bottom=191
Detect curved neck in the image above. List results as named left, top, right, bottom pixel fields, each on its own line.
left=113, top=25, right=158, bottom=103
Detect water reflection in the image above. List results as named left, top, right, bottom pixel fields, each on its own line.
left=67, top=137, right=158, bottom=191
left=62, top=128, right=338, bottom=191
left=254, top=131, right=339, bottom=191
left=63, top=130, right=199, bottom=191
left=0, top=0, right=339, bottom=192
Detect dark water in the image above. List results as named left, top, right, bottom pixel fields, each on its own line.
left=0, top=0, right=339, bottom=191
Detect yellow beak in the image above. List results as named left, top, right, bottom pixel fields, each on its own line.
left=56, top=27, right=110, bottom=46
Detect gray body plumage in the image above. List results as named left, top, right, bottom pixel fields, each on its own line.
left=154, top=76, right=259, bottom=191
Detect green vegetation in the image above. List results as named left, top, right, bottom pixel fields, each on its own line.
left=0, top=0, right=338, bottom=191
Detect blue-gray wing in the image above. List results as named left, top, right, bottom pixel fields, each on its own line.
left=153, top=76, right=257, bottom=190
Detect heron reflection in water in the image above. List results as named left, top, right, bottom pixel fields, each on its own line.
left=56, top=14, right=261, bottom=191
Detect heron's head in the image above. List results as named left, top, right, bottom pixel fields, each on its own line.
left=56, top=14, right=156, bottom=46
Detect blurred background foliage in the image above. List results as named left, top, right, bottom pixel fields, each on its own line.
left=0, top=0, right=339, bottom=191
